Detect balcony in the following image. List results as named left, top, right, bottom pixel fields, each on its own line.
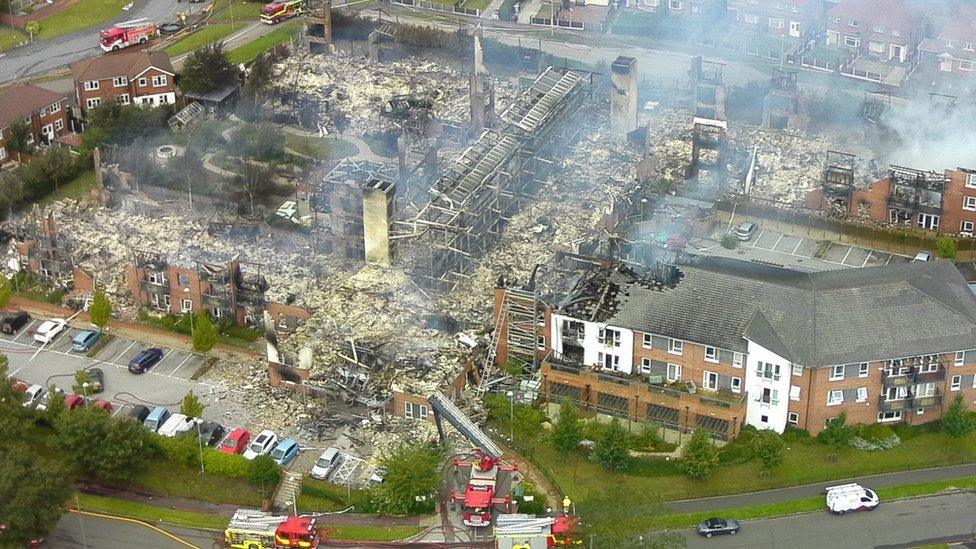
left=882, top=367, right=946, bottom=386
left=646, top=382, right=746, bottom=409
left=912, top=392, right=943, bottom=409
left=915, top=369, right=946, bottom=383
left=877, top=395, right=913, bottom=412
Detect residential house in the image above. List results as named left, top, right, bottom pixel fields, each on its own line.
left=919, top=6, right=976, bottom=75
left=69, top=51, right=176, bottom=114
left=0, top=84, right=70, bottom=164
left=825, top=0, right=923, bottom=64
left=628, top=0, right=725, bottom=20
left=726, top=0, right=825, bottom=39
left=494, top=257, right=976, bottom=438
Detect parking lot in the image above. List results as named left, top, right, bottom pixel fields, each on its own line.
left=4, top=316, right=246, bottom=424
left=690, top=227, right=912, bottom=272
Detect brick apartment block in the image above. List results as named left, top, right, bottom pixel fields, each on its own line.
left=825, top=0, right=923, bottom=64
left=726, top=0, right=824, bottom=39
left=494, top=257, right=976, bottom=439
left=70, top=51, right=176, bottom=114
left=0, top=84, right=70, bottom=164
left=626, top=0, right=725, bottom=20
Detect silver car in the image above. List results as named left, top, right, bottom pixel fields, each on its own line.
left=733, top=222, right=757, bottom=241
left=696, top=517, right=740, bottom=538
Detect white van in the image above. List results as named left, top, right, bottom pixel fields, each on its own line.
left=825, top=483, right=880, bottom=514
left=157, top=413, right=195, bottom=438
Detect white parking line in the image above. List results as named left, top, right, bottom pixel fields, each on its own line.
left=747, top=229, right=765, bottom=248
left=862, top=250, right=873, bottom=268
left=12, top=320, right=36, bottom=342
left=790, top=238, right=803, bottom=255
left=112, top=340, right=137, bottom=362
left=169, top=354, right=195, bottom=378
left=771, top=233, right=785, bottom=252
left=841, top=246, right=854, bottom=265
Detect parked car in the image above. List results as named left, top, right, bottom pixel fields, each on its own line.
left=242, top=430, right=278, bottom=460
left=696, top=517, right=740, bottom=538
left=11, top=380, right=27, bottom=393
left=83, top=368, right=104, bottom=394
left=912, top=250, right=933, bottom=262
left=270, top=438, right=300, bottom=467
left=143, top=406, right=171, bottom=433
left=158, top=413, right=195, bottom=438
left=0, top=311, right=30, bottom=334
left=309, top=447, right=341, bottom=480
left=33, top=318, right=67, bottom=344
left=35, top=387, right=64, bottom=411
left=71, top=330, right=101, bottom=352
left=826, top=483, right=879, bottom=514
left=127, top=404, right=150, bottom=423
left=733, top=222, right=757, bottom=241
left=64, top=395, right=86, bottom=410
left=128, top=348, right=164, bottom=374
left=22, top=385, right=47, bottom=408
left=198, top=422, right=226, bottom=447
left=219, top=428, right=251, bottom=455
left=90, top=399, right=113, bottom=413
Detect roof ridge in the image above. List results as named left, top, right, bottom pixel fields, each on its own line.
left=904, top=275, right=976, bottom=324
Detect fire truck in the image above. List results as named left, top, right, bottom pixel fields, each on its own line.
left=450, top=450, right=517, bottom=528
left=224, top=509, right=320, bottom=549
left=99, top=19, right=158, bottom=52
left=260, top=0, right=305, bottom=24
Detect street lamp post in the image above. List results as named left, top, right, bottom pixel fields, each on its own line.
left=82, top=382, right=90, bottom=400
left=195, top=418, right=205, bottom=474
left=506, top=390, right=515, bottom=444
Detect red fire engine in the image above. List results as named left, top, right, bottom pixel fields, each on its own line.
left=450, top=450, right=517, bottom=528
left=99, top=19, right=158, bottom=52
left=260, top=0, right=305, bottom=24
left=224, top=509, right=321, bottom=549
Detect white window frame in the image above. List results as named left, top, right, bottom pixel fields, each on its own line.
left=113, top=76, right=128, bottom=87
left=758, top=362, right=781, bottom=381
left=731, top=377, right=742, bottom=393
left=49, top=102, right=60, bottom=114
left=152, top=75, right=168, bottom=87
left=666, top=362, right=681, bottom=382
left=150, top=293, right=160, bottom=307
left=599, top=327, right=621, bottom=348
left=962, top=221, right=974, bottom=235
left=858, top=362, right=869, bottom=378
left=951, top=375, right=962, bottom=391
left=964, top=196, right=976, bottom=211
left=536, top=335, right=545, bottom=350
left=787, top=412, right=799, bottom=426
left=138, top=77, right=148, bottom=87
left=792, top=364, right=803, bottom=377
left=732, top=352, right=743, bottom=368
left=830, top=364, right=845, bottom=381
left=668, top=338, right=683, bottom=355
left=117, top=94, right=130, bottom=106
left=642, top=333, right=652, bottom=349
left=702, top=371, right=718, bottom=391
left=640, top=357, right=651, bottom=374
left=891, top=29, right=900, bottom=37
left=827, top=390, right=844, bottom=406
left=404, top=402, right=414, bottom=419
left=0, top=147, right=6, bottom=161
left=704, top=346, right=718, bottom=362
left=885, top=386, right=908, bottom=401
left=768, top=17, right=783, bottom=29
left=916, top=382, right=935, bottom=397
left=668, top=0, right=682, bottom=9
left=844, top=35, right=860, bottom=48
left=868, top=41, right=885, bottom=54
left=86, top=98, right=101, bottom=109
left=54, top=119, right=64, bottom=131
left=598, top=352, right=620, bottom=372
left=84, top=80, right=99, bottom=91
left=968, top=174, right=976, bottom=189
left=965, top=43, right=975, bottom=52
left=856, top=387, right=868, bottom=403
left=919, top=361, right=938, bottom=374
left=163, top=294, right=171, bottom=307
left=211, top=307, right=223, bottom=318
left=181, top=298, right=192, bottom=313
left=877, top=411, right=902, bottom=423
left=872, top=24, right=884, bottom=33
left=961, top=60, right=974, bottom=71
left=956, top=351, right=966, bottom=366
left=789, top=385, right=801, bottom=401
left=744, top=13, right=758, bottom=24
left=848, top=19, right=858, bottom=28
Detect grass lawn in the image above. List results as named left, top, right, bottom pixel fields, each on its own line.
left=215, top=0, right=264, bottom=21
left=461, top=0, right=491, bottom=10
left=0, top=27, right=28, bottom=52
left=165, top=23, right=244, bottom=57
left=326, top=524, right=424, bottom=541
left=284, top=134, right=359, bottom=160
left=33, top=0, right=130, bottom=41
left=535, top=4, right=554, bottom=18
left=227, top=20, right=302, bottom=64
left=74, top=493, right=230, bottom=530
left=127, top=463, right=265, bottom=507
left=38, top=170, right=98, bottom=206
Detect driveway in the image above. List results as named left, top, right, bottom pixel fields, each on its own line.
left=681, top=491, right=976, bottom=549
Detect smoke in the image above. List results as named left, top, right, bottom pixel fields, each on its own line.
left=881, top=99, right=976, bottom=171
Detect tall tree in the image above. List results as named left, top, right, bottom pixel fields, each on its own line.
left=0, top=356, right=29, bottom=445
left=237, top=162, right=275, bottom=214
left=180, top=390, right=205, bottom=418
left=6, top=120, right=34, bottom=157
left=679, top=429, right=719, bottom=479
left=0, top=274, right=12, bottom=310
left=0, top=450, right=73, bottom=546
left=52, top=407, right=155, bottom=482
left=551, top=400, right=582, bottom=454
left=192, top=309, right=217, bottom=352
left=371, top=444, right=443, bottom=515
left=942, top=395, right=974, bottom=437
left=590, top=418, right=630, bottom=471
left=0, top=171, right=26, bottom=218
left=244, top=52, right=274, bottom=97
left=180, top=41, right=240, bottom=94
left=754, top=429, right=785, bottom=470
left=88, top=287, right=112, bottom=330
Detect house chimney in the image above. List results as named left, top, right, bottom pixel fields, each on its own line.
left=610, top=56, right=638, bottom=138
left=362, top=179, right=397, bottom=266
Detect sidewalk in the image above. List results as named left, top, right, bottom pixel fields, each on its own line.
left=665, top=462, right=976, bottom=513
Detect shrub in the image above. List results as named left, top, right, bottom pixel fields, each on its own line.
left=154, top=433, right=200, bottom=468
left=202, top=450, right=250, bottom=479
left=552, top=400, right=582, bottom=454
left=782, top=425, right=811, bottom=443
left=936, top=235, right=957, bottom=260
left=516, top=481, right=548, bottom=516
left=818, top=412, right=851, bottom=446
left=679, top=429, right=719, bottom=479
left=754, top=430, right=785, bottom=470
left=856, top=423, right=894, bottom=443
left=721, top=234, right=738, bottom=249
left=942, top=395, right=974, bottom=437
left=590, top=418, right=630, bottom=471
left=250, top=454, right=281, bottom=485
left=848, top=434, right=901, bottom=451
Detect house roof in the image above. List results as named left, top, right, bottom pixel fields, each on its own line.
left=938, top=6, right=976, bottom=43
left=0, top=84, right=66, bottom=130
left=69, top=51, right=175, bottom=83
left=602, top=257, right=976, bottom=367
left=827, top=0, right=921, bottom=32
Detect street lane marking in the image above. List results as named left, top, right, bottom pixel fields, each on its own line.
left=66, top=510, right=197, bottom=548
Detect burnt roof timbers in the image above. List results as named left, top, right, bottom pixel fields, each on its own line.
left=888, top=166, right=945, bottom=221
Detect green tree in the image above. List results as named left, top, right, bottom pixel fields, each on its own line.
left=0, top=274, right=11, bottom=310
left=244, top=52, right=273, bottom=97
left=249, top=454, right=282, bottom=486
left=19, top=145, right=78, bottom=197
left=180, top=390, right=205, bottom=418
left=0, top=356, right=30, bottom=443
left=230, top=122, right=286, bottom=161
left=942, top=394, right=974, bottom=437
left=24, top=21, right=39, bottom=43
left=754, top=429, right=785, bottom=470
left=88, top=287, right=112, bottom=330
left=551, top=400, right=582, bottom=454
left=87, top=103, right=169, bottom=145
left=590, top=418, right=630, bottom=471
left=0, top=450, right=73, bottom=546
left=180, top=41, right=240, bottom=94
left=235, top=162, right=275, bottom=214
left=40, top=383, right=67, bottom=426
left=52, top=407, right=156, bottom=482
left=936, top=235, right=957, bottom=260
left=5, top=120, right=34, bottom=156
left=71, top=369, right=91, bottom=397
left=371, top=444, right=443, bottom=515
left=818, top=412, right=851, bottom=446
left=679, top=429, right=719, bottom=479
left=0, top=171, right=27, bottom=218
left=192, top=310, right=217, bottom=352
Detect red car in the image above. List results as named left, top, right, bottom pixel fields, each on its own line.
left=64, top=395, right=86, bottom=410
left=90, top=399, right=113, bottom=413
left=219, top=428, right=250, bottom=455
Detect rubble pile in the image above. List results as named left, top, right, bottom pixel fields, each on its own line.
left=272, top=52, right=519, bottom=135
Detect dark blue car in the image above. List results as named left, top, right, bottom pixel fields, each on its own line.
left=128, top=348, right=164, bottom=374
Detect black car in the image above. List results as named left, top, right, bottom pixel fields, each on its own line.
left=127, top=404, right=151, bottom=423
left=84, top=368, right=104, bottom=393
left=696, top=517, right=740, bottom=538
left=199, top=422, right=226, bottom=447
left=128, top=348, right=164, bottom=374
left=0, top=311, right=30, bottom=334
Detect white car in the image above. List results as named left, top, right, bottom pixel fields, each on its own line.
left=157, top=413, right=195, bottom=438
left=22, top=384, right=46, bottom=408
left=33, top=318, right=67, bottom=344
left=309, top=447, right=340, bottom=480
left=35, top=387, right=64, bottom=411
left=242, top=430, right=278, bottom=461
left=825, top=483, right=879, bottom=514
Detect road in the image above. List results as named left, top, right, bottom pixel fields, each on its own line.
left=0, top=0, right=208, bottom=83
left=50, top=511, right=217, bottom=548
left=682, top=491, right=976, bottom=549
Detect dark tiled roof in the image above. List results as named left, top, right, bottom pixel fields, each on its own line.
left=606, top=258, right=976, bottom=367
left=0, top=84, right=66, bottom=129
left=70, top=51, right=175, bottom=82
left=827, top=0, right=921, bottom=32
